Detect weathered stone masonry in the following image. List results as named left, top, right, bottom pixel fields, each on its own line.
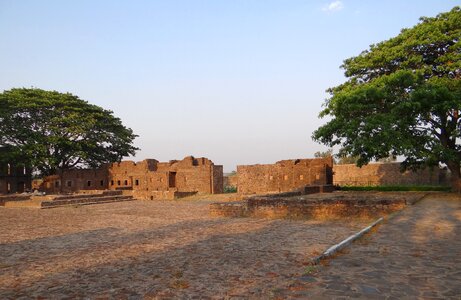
left=42, top=169, right=109, bottom=194
left=0, top=154, right=32, bottom=194
left=333, top=163, right=449, bottom=186
left=42, top=156, right=223, bottom=199
left=237, top=157, right=333, bottom=195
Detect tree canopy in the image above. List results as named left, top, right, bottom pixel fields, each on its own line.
left=313, top=149, right=333, bottom=158
left=313, top=7, right=461, bottom=183
left=0, top=88, right=139, bottom=176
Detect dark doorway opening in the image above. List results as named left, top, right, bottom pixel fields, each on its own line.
left=169, top=172, right=177, bottom=188
left=17, top=181, right=25, bottom=193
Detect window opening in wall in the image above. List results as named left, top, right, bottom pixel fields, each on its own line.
left=87, top=180, right=92, bottom=187
left=124, top=180, right=128, bottom=186
left=299, top=175, right=304, bottom=180
left=7, top=182, right=11, bottom=193
left=135, top=179, right=139, bottom=186
left=100, top=180, right=104, bottom=186
left=7, top=164, right=11, bottom=175
left=23, top=166, right=27, bottom=175
left=55, top=180, right=60, bottom=187
left=111, top=180, right=114, bottom=186
left=66, top=180, right=72, bottom=187
left=117, top=180, right=121, bottom=186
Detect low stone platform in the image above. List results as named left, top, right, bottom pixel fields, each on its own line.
left=4, top=190, right=134, bottom=208
left=0, top=194, right=32, bottom=206
left=210, top=191, right=428, bottom=220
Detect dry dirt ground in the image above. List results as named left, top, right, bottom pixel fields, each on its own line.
left=1, top=193, right=460, bottom=299
left=272, top=193, right=461, bottom=299
left=0, top=195, right=368, bottom=299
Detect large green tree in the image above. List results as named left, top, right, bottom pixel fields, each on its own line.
left=313, top=7, right=461, bottom=186
left=0, top=88, right=139, bottom=175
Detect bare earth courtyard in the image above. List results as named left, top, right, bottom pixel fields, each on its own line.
left=1, top=193, right=460, bottom=299
left=0, top=196, right=369, bottom=299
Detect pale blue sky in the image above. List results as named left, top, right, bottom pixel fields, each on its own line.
left=0, top=1, right=458, bottom=171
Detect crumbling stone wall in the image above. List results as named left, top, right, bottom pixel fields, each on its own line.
left=108, top=159, right=157, bottom=191
left=237, top=157, right=333, bottom=195
left=0, top=161, right=32, bottom=194
left=333, top=163, right=449, bottom=186
left=223, top=175, right=238, bottom=188
left=42, top=168, right=109, bottom=194
left=42, top=156, right=223, bottom=197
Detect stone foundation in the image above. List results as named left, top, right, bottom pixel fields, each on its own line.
left=210, top=191, right=427, bottom=220
left=130, top=190, right=198, bottom=200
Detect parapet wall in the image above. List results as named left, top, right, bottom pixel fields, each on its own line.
left=333, top=163, right=449, bottom=186
left=237, top=157, right=333, bottom=195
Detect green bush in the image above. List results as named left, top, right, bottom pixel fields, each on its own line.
left=224, top=186, right=237, bottom=193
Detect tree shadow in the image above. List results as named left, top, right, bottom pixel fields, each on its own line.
left=0, top=217, right=353, bottom=299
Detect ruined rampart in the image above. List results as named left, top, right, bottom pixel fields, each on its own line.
left=333, top=163, right=449, bottom=186
left=41, top=156, right=223, bottom=198
left=237, top=157, right=333, bottom=195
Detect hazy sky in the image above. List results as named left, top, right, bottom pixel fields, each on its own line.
left=0, top=0, right=458, bottom=171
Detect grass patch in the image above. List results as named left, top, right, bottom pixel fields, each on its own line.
left=303, top=265, right=317, bottom=275
left=339, top=185, right=451, bottom=192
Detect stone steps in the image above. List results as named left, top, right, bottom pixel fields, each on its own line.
left=4, top=194, right=134, bottom=208
left=41, top=195, right=134, bottom=208
left=53, top=190, right=123, bottom=200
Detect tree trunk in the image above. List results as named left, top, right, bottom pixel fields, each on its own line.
left=447, top=161, right=461, bottom=192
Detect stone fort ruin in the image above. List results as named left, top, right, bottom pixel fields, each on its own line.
left=333, top=162, right=448, bottom=186
left=0, top=148, right=32, bottom=194
left=237, top=157, right=334, bottom=195
left=41, top=156, right=223, bottom=199
left=0, top=163, right=32, bottom=194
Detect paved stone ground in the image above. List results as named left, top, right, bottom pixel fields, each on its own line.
left=0, top=197, right=368, bottom=299
left=271, top=193, right=461, bottom=299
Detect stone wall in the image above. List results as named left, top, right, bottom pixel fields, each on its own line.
left=210, top=192, right=426, bottom=220
left=42, top=168, right=109, bottom=194
left=223, top=175, right=238, bottom=188
left=41, top=156, right=223, bottom=197
left=0, top=160, right=32, bottom=194
left=333, top=163, right=449, bottom=186
left=237, top=157, right=333, bottom=195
